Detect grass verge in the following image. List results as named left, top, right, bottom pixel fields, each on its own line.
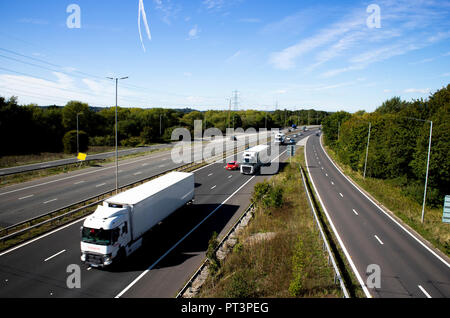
left=197, top=149, right=343, bottom=298
left=323, top=141, right=449, bottom=257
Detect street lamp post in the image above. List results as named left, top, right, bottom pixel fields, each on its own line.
left=401, top=116, right=433, bottom=223
left=421, top=120, right=433, bottom=223
left=107, top=76, right=129, bottom=194
left=363, top=122, right=371, bottom=179
left=76, top=112, right=83, bottom=154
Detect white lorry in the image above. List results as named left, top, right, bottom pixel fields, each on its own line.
left=80, top=171, right=195, bottom=267
left=240, top=144, right=269, bottom=175
left=274, top=132, right=286, bottom=145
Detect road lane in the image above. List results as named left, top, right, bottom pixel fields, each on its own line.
left=305, top=134, right=450, bottom=298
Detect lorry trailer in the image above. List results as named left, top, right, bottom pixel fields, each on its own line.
left=80, top=171, right=195, bottom=267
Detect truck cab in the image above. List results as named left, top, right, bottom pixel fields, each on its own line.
left=81, top=204, right=132, bottom=267
left=240, top=145, right=269, bottom=175
left=274, top=133, right=285, bottom=145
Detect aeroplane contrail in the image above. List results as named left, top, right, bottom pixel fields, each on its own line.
left=138, top=0, right=152, bottom=52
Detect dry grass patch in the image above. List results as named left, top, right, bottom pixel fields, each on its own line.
left=198, top=155, right=342, bottom=298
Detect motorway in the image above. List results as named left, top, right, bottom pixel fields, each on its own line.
left=0, top=144, right=172, bottom=176
left=0, top=131, right=313, bottom=298
left=0, top=131, right=271, bottom=228
left=305, top=133, right=450, bottom=298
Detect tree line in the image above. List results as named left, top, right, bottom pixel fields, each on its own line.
left=0, top=96, right=329, bottom=156
left=322, top=85, right=450, bottom=207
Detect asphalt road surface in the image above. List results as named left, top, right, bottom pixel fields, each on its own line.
left=305, top=133, right=450, bottom=298
left=0, top=132, right=312, bottom=298
left=0, top=130, right=276, bottom=227
left=0, top=144, right=172, bottom=176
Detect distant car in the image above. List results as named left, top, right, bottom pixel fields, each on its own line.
left=316, top=132, right=320, bottom=136
left=289, top=139, right=296, bottom=144
left=292, top=134, right=297, bottom=138
left=226, top=161, right=239, bottom=170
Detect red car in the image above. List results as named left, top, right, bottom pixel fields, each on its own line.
left=226, top=161, right=239, bottom=170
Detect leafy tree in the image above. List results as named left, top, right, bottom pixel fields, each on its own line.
left=375, top=96, right=408, bottom=114
left=62, top=101, right=90, bottom=132
left=63, top=130, right=88, bottom=154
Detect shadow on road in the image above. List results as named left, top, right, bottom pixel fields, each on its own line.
left=107, top=202, right=240, bottom=273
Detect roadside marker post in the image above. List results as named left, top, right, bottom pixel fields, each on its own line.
left=443, top=195, right=450, bottom=224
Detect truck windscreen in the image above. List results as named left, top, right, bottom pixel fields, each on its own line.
left=81, top=227, right=112, bottom=246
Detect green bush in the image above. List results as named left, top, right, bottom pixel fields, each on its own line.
left=252, top=182, right=272, bottom=203
left=120, top=136, right=143, bottom=147
left=63, top=130, right=88, bottom=154
left=224, top=270, right=258, bottom=298
left=252, top=181, right=284, bottom=211
left=89, top=135, right=115, bottom=147
left=207, top=232, right=220, bottom=275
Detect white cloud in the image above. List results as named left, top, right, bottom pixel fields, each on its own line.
left=427, top=31, right=450, bottom=43
left=409, top=57, right=435, bottom=65
left=270, top=0, right=450, bottom=79
left=320, top=41, right=422, bottom=78
left=187, top=25, right=200, bottom=40
left=225, top=50, right=241, bottom=63
left=203, top=0, right=225, bottom=10
left=269, top=11, right=365, bottom=70
left=153, top=0, right=180, bottom=25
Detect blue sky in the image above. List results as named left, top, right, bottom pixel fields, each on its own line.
left=0, top=0, right=449, bottom=112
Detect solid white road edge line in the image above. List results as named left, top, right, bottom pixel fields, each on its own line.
left=305, top=137, right=373, bottom=298
left=319, top=135, right=450, bottom=269
left=44, top=249, right=66, bottom=262
left=418, top=285, right=432, bottom=298
left=115, top=149, right=287, bottom=298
